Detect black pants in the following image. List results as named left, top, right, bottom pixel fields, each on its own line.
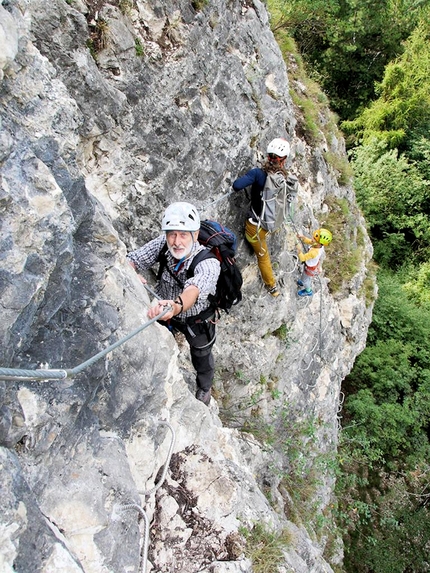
left=162, top=314, right=216, bottom=392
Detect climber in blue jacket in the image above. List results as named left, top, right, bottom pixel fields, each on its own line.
left=232, top=138, right=290, bottom=298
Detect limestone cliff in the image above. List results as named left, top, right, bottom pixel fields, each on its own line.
left=0, top=0, right=374, bottom=572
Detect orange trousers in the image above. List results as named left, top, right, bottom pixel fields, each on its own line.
left=245, top=219, right=276, bottom=289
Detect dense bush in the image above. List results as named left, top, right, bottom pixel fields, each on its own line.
left=343, top=272, right=430, bottom=463
left=352, top=139, right=430, bottom=267
left=339, top=272, right=430, bottom=571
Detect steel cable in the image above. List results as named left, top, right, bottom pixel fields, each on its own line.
left=119, top=420, right=176, bottom=573
left=0, top=307, right=171, bottom=382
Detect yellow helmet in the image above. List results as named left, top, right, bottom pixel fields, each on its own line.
left=313, top=228, right=332, bottom=245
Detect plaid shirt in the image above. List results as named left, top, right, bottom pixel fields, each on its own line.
left=127, top=234, right=220, bottom=321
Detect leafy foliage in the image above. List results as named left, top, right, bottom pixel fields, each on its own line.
left=338, top=21, right=430, bottom=561
left=338, top=271, right=430, bottom=570
left=342, top=19, right=430, bottom=148
left=352, top=139, right=430, bottom=267
left=344, top=272, right=430, bottom=461
left=266, top=3, right=430, bottom=569
left=269, top=22, right=342, bottom=149
left=268, top=0, right=423, bottom=120
left=321, top=196, right=368, bottom=294
left=402, top=262, right=430, bottom=307
left=337, top=453, right=430, bottom=573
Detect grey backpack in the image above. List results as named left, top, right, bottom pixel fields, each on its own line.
left=254, top=171, right=298, bottom=232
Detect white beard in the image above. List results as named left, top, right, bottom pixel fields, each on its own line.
left=167, top=242, right=193, bottom=260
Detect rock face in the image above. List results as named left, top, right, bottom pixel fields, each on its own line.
left=0, top=1, right=373, bottom=572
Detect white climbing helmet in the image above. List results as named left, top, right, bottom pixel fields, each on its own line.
left=267, top=138, right=290, bottom=158
left=161, top=202, right=201, bottom=232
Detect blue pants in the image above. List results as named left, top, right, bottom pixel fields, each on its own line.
left=300, top=269, right=313, bottom=291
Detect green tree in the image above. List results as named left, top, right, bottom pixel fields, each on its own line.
left=342, top=470, right=430, bottom=573
left=402, top=262, right=430, bottom=307
left=343, top=18, right=430, bottom=148
left=338, top=272, right=430, bottom=571
left=268, top=0, right=422, bottom=119
left=352, top=139, right=430, bottom=267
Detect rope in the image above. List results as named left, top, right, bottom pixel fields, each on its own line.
left=302, top=356, right=314, bottom=373
left=337, top=390, right=345, bottom=431
left=198, top=189, right=234, bottom=212
left=138, top=421, right=176, bottom=496
left=278, top=252, right=299, bottom=282
left=119, top=420, right=176, bottom=573
left=295, top=270, right=327, bottom=389
left=317, top=275, right=323, bottom=360
left=301, top=285, right=326, bottom=384
left=286, top=216, right=307, bottom=251
left=0, top=307, right=172, bottom=382
left=119, top=504, right=150, bottom=573
left=143, top=283, right=161, bottom=300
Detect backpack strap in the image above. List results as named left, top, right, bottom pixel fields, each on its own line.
left=187, top=249, right=219, bottom=311
left=157, top=245, right=216, bottom=288
left=156, top=243, right=168, bottom=280
left=187, top=248, right=218, bottom=278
